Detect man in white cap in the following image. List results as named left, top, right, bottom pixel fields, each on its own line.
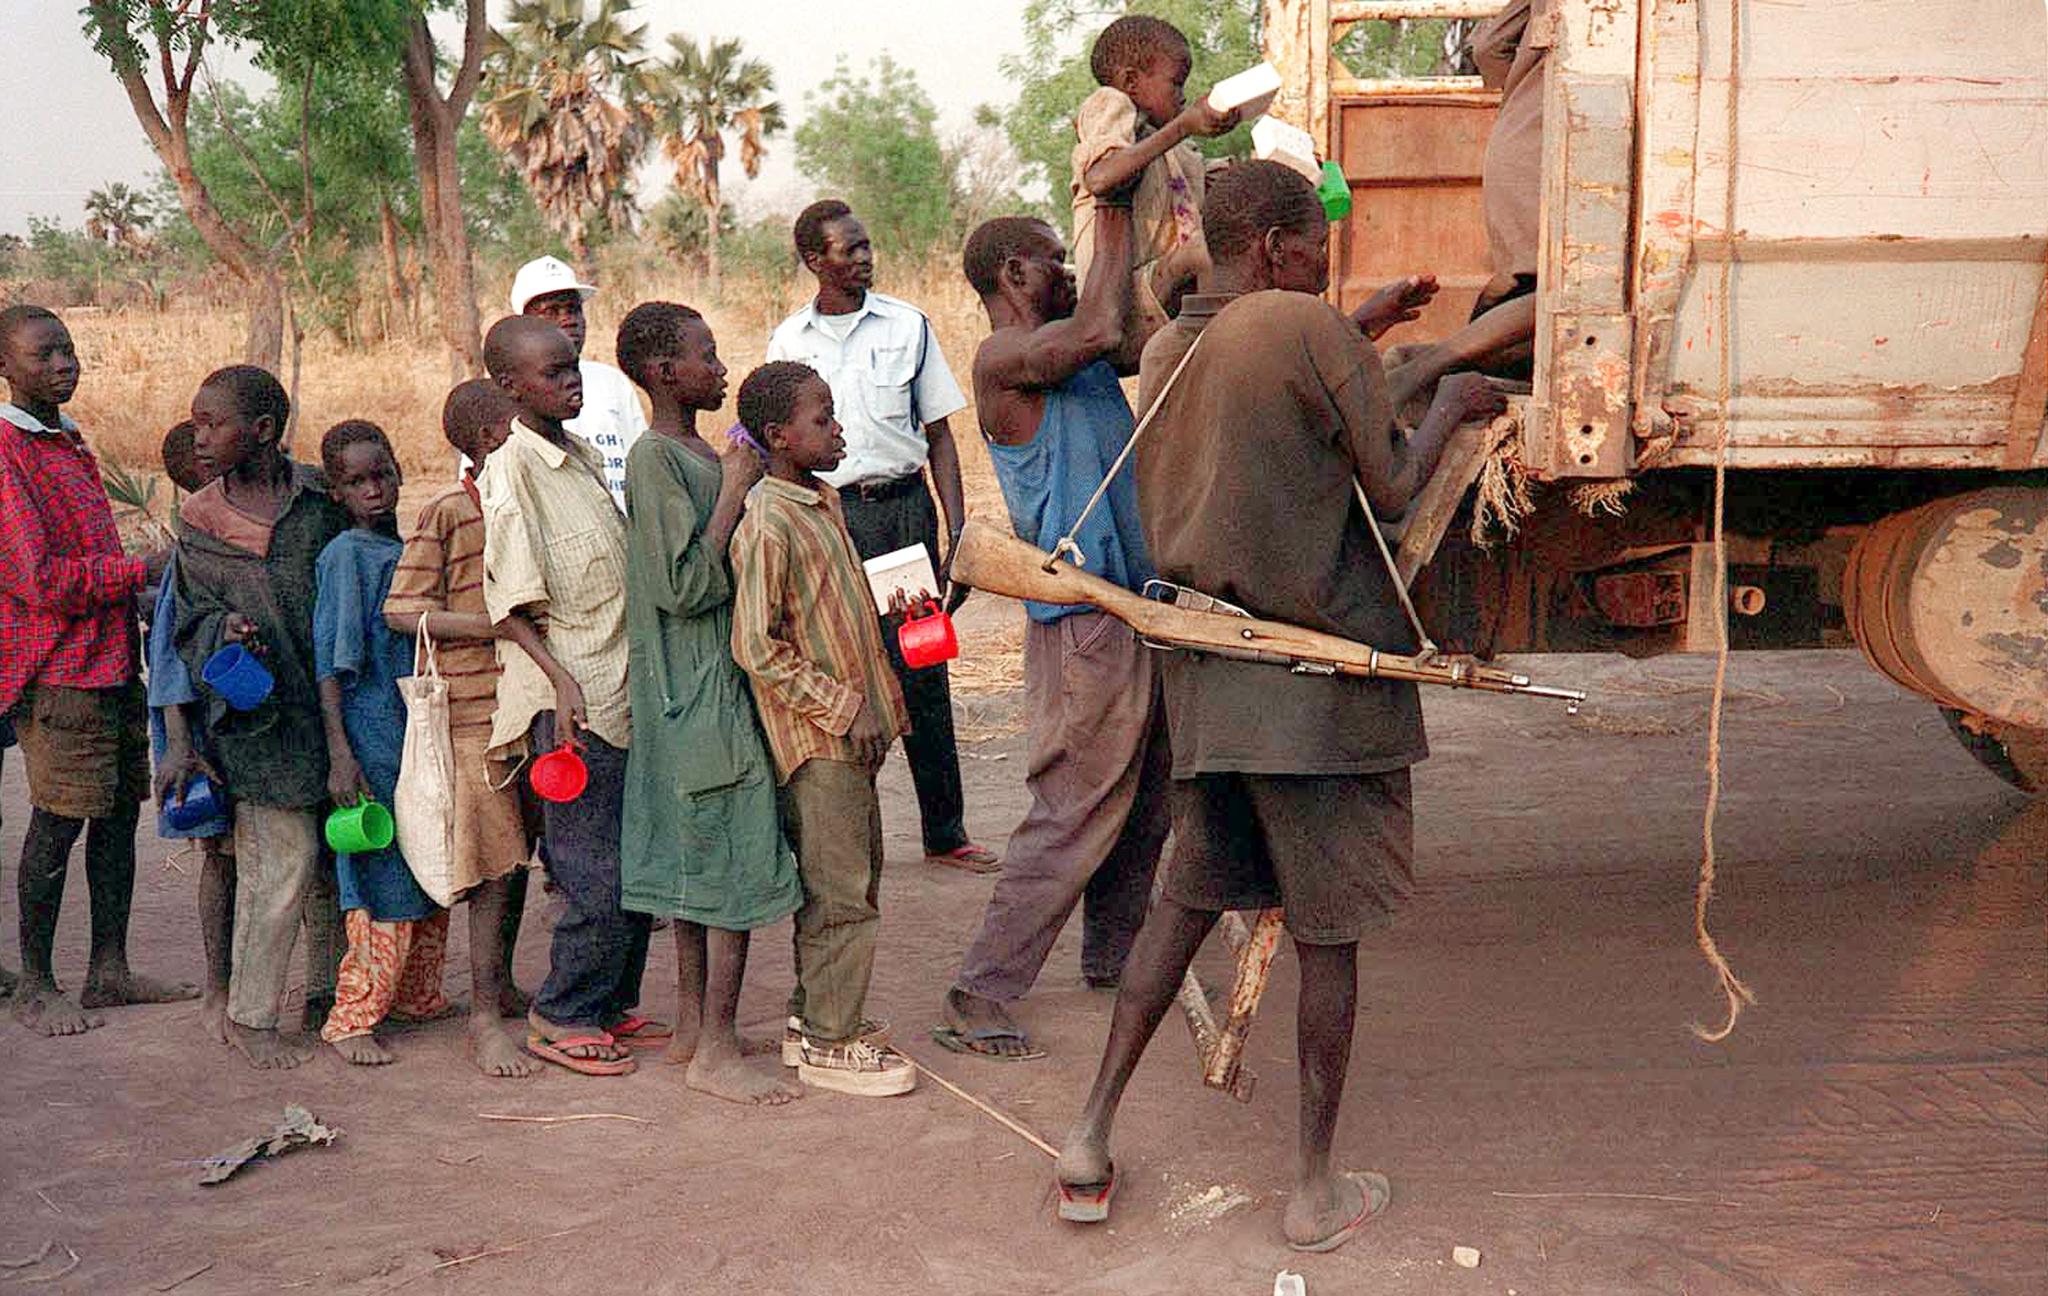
left=508, top=255, right=650, bottom=511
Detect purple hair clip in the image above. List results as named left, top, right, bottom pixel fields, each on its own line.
left=724, top=421, right=766, bottom=458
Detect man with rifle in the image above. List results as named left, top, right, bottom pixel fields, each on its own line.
left=1051, top=159, right=1505, bottom=1252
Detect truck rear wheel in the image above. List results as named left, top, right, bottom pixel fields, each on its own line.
left=1942, top=708, right=2046, bottom=795
left=1845, top=487, right=2048, bottom=731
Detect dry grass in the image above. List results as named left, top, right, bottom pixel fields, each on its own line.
left=59, top=254, right=1027, bottom=703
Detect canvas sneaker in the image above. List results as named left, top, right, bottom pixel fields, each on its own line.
left=782, top=1014, right=890, bottom=1067
left=796, top=1034, right=917, bottom=1097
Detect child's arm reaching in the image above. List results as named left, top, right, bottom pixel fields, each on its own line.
left=1083, top=98, right=1239, bottom=199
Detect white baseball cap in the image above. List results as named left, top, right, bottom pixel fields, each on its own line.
left=508, top=255, right=596, bottom=314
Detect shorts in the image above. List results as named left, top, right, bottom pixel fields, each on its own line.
left=11, top=680, right=150, bottom=819
left=1159, top=768, right=1415, bottom=944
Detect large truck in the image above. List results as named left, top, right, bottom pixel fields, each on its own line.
left=1259, top=0, right=2048, bottom=788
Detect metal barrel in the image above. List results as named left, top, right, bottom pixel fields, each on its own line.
left=1844, top=487, right=2048, bottom=729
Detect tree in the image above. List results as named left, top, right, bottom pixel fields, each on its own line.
left=401, top=0, right=492, bottom=376
left=82, top=0, right=290, bottom=366
left=646, top=190, right=735, bottom=266
left=650, top=34, right=782, bottom=299
left=481, top=0, right=656, bottom=277
left=84, top=183, right=156, bottom=250
left=793, top=56, right=956, bottom=256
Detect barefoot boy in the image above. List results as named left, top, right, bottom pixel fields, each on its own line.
left=0, top=304, right=194, bottom=1037
left=937, top=197, right=1170, bottom=1062
left=1053, top=162, right=1506, bottom=1249
left=148, top=420, right=237, bottom=1042
left=729, top=361, right=916, bottom=1098
left=616, top=303, right=803, bottom=1106
left=382, top=379, right=542, bottom=1079
left=173, top=365, right=349, bottom=1069
left=312, top=420, right=456, bottom=1065
left=480, top=315, right=654, bottom=1077
left=1071, top=15, right=1240, bottom=354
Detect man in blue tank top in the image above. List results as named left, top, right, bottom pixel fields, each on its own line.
left=933, top=190, right=1170, bottom=1061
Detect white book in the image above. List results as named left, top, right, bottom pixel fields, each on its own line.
left=1251, top=115, right=1322, bottom=182
left=862, top=543, right=941, bottom=615
left=1208, top=61, right=1282, bottom=119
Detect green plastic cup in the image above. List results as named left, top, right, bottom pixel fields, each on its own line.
left=1317, top=160, right=1353, bottom=221
left=324, top=797, right=394, bottom=854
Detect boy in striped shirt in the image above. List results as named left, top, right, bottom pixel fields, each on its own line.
left=729, top=361, right=916, bottom=1098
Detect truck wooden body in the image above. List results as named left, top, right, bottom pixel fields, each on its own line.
left=1262, top=0, right=2048, bottom=788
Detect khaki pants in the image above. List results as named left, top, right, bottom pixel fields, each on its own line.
left=227, top=804, right=334, bottom=1031
left=780, top=758, right=883, bottom=1042
left=953, top=612, right=1169, bottom=1001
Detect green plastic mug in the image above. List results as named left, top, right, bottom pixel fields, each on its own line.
left=324, top=797, right=395, bottom=854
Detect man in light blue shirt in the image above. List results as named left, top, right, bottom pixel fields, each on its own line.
left=766, top=199, right=997, bottom=873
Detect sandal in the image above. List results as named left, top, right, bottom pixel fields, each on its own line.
left=1056, top=1165, right=1116, bottom=1223
left=931, top=1024, right=1046, bottom=1062
left=608, top=1014, right=674, bottom=1047
left=1288, top=1171, right=1391, bottom=1254
left=926, top=843, right=1001, bottom=875
left=524, top=1031, right=636, bottom=1076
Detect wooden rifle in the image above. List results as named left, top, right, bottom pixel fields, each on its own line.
left=949, top=520, right=1586, bottom=710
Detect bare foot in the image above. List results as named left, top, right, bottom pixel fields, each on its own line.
left=329, top=1032, right=396, bottom=1066
left=469, top=1020, right=538, bottom=1078
left=1055, top=1127, right=1114, bottom=1192
left=230, top=1022, right=312, bottom=1070
left=497, top=982, right=533, bottom=1019
left=686, top=1046, right=801, bottom=1106
left=1283, top=1170, right=1389, bottom=1253
left=12, top=982, right=105, bottom=1037
left=670, top=1031, right=781, bottom=1065
left=196, top=991, right=231, bottom=1045
left=80, top=966, right=200, bottom=1009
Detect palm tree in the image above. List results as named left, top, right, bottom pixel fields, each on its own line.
left=650, top=34, right=781, bottom=297
left=480, top=0, right=657, bottom=275
left=83, top=182, right=155, bottom=251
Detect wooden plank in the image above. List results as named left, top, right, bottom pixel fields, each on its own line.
left=1659, top=445, right=2015, bottom=470
left=1263, top=0, right=1335, bottom=152
left=1629, top=0, right=1702, bottom=445
left=1334, top=0, right=1504, bottom=19
left=2003, top=259, right=2048, bottom=468
left=1332, top=74, right=1488, bottom=96
left=1397, top=416, right=1512, bottom=584
left=1528, top=0, right=1640, bottom=479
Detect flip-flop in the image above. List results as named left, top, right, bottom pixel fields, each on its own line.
left=609, top=1014, right=674, bottom=1047
left=1287, top=1171, right=1391, bottom=1254
left=1056, top=1165, right=1116, bottom=1223
left=930, top=1024, right=1046, bottom=1062
left=525, top=1032, right=637, bottom=1076
left=926, top=844, right=1001, bottom=875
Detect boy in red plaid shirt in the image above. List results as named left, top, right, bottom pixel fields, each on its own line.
left=0, top=304, right=196, bottom=1036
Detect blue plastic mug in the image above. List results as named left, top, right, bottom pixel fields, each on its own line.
left=165, top=774, right=223, bottom=833
left=202, top=643, right=273, bottom=711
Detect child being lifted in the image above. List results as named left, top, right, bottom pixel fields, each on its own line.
left=1070, top=14, right=1242, bottom=354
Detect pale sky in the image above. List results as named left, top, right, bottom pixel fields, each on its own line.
left=0, top=0, right=1043, bottom=236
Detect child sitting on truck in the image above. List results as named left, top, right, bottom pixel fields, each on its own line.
left=1071, top=14, right=1241, bottom=353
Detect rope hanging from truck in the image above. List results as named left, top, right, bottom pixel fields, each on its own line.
left=1693, top=0, right=1756, bottom=1044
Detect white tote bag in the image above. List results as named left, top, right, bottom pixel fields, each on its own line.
left=394, top=615, right=461, bottom=907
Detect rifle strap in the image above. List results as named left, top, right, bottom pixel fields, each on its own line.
left=1352, top=478, right=1436, bottom=656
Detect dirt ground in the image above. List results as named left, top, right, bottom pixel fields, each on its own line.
left=0, top=632, right=2042, bottom=1295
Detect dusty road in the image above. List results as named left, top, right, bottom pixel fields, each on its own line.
left=0, top=641, right=2041, bottom=1295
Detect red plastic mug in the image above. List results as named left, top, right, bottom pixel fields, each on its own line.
left=529, top=741, right=589, bottom=803
left=898, top=600, right=959, bottom=669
